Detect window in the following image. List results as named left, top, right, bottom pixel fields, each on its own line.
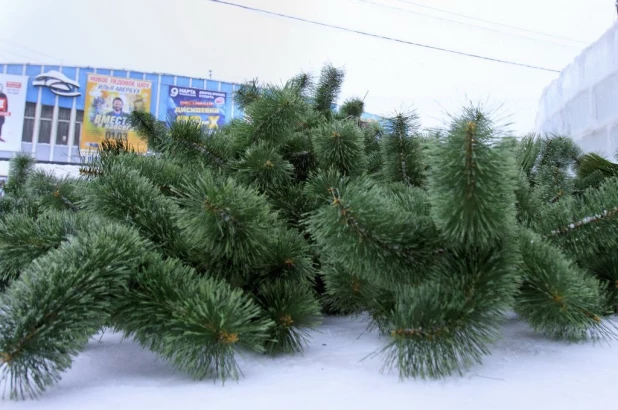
left=21, top=102, right=36, bottom=143
left=74, top=110, right=83, bottom=147
left=38, top=105, right=54, bottom=144
left=55, top=108, right=71, bottom=145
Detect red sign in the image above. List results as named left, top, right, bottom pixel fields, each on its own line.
left=6, top=81, right=22, bottom=89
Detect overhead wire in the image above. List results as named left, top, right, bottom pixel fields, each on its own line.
left=354, top=0, right=582, bottom=49
left=0, top=39, right=73, bottom=65
left=393, top=0, right=589, bottom=44
left=208, top=0, right=562, bottom=73
left=0, top=48, right=45, bottom=64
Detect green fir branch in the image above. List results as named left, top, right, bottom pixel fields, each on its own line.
left=0, top=211, right=96, bottom=285
left=254, top=280, right=322, bottom=355
left=312, top=119, right=367, bottom=177
left=234, top=78, right=262, bottom=109
left=2, top=154, right=36, bottom=198
left=380, top=111, right=425, bottom=186
left=0, top=224, right=149, bottom=400
left=112, top=254, right=272, bottom=382
left=428, top=107, right=517, bottom=248
left=377, top=245, right=519, bottom=379
left=516, top=229, right=614, bottom=341
left=306, top=176, right=438, bottom=287
left=234, top=141, right=294, bottom=193
left=172, top=169, right=279, bottom=270
left=80, top=164, right=188, bottom=259
left=313, top=64, right=345, bottom=119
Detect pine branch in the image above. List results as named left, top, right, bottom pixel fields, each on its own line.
left=166, top=120, right=230, bottom=168
left=281, top=132, right=317, bottom=182
left=253, top=279, right=321, bottom=355
left=550, top=207, right=618, bottom=236
left=234, top=78, right=262, bottom=110
left=338, top=98, right=364, bottom=118
left=0, top=224, right=148, bottom=400
left=516, top=229, right=614, bottom=341
left=428, top=107, right=517, bottom=248
left=313, top=64, right=345, bottom=119
left=186, top=139, right=228, bottom=166
left=232, top=85, right=307, bottom=152
left=305, top=176, right=438, bottom=287
left=516, top=133, right=541, bottom=179
left=80, top=164, right=188, bottom=260
left=0, top=211, right=96, bottom=285
left=588, top=252, right=618, bottom=312
left=380, top=111, right=424, bottom=186
left=24, top=171, right=82, bottom=213
left=3, top=154, right=36, bottom=198
left=319, top=262, right=394, bottom=322
left=577, top=153, right=618, bottom=179
left=234, top=141, right=294, bottom=193
left=374, top=106, right=520, bottom=380
left=319, top=262, right=371, bottom=315
left=250, top=103, right=293, bottom=145
left=329, top=187, right=418, bottom=257
left=287, top=72, right=314, bottom=98
left=537, top=178, right=618, bottom=264
left=129, top=111, right=167, bottom=152
left=172, top=169, right=279, bottom=271
left=112, top=254, right=272, bottom=381
left=85, top=150, right=187, bottom=198
left=312, top=120, right=367, bottom=176
left=376, top=245, right=519, bottom=379
left=254, top=227, right=316, bottom=285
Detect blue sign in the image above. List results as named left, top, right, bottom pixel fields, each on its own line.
left=166, top=85, right=226, bottom=129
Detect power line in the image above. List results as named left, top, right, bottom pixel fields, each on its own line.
left=354, top=0, right=580, bottom=49
left=0, top=39, right=72, bottom=65
left=0, top=48, right=45, bottom=64
left=393, top=0, right=589, bottom=45
left=208, top=0, right=561, bottom=73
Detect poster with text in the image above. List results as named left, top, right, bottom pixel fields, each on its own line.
left=0, top=74, right=28, bottom=152
left=81, top=74, right=152, bottom=153
left=166, top=86, right=226, bottom=129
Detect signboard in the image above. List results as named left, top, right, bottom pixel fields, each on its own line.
left=33, top=71, right=81, bottom=97
left=166, top=85, right=226, bottom=129
left=0, top=74, right=28, bottom=152
left=81, top=74, right=152, bottom=153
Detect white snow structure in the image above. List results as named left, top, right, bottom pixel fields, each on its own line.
left=535, top=22, right=618, bottom=159
left=0, top=160, right=81, bottom=179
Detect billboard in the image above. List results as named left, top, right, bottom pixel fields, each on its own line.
left=81, top=73, right=152, bottom=153
left=0, top=74, right=28, bottom=152
left=166, top=85, right=226, bottom=129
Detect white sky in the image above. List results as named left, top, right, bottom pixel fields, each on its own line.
left=0, top=0, right=615, bottom=134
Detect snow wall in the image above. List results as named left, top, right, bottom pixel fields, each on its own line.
left=535, top=22, right=618, bottom=159
left=0, top=160, right=82, bottom=179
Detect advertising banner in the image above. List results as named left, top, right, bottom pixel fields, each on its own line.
left=0, top=74, right=28, bottom=152
left=81, top=74, right=152, bottom=153
left=166, top=85, right=226, bottom=129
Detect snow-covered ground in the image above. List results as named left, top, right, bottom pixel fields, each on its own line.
left=3, top=313, right=617, bottom=410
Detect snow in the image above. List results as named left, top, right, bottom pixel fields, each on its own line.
left=0, top=161, right=82, bottom=179
left=3, top=313, right=617, bottom=410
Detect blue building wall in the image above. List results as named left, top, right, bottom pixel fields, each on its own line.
left=0, top=63, right=243, bottom=164
left=1, top=63, right=382, bottom=165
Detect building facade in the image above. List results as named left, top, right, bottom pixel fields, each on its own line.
left=0, top=63, right=245, bottom=166
left=0, top=63, right=383, bottom=181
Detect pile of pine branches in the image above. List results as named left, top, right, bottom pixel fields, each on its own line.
left=1, top=64, right=618, bottom=400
